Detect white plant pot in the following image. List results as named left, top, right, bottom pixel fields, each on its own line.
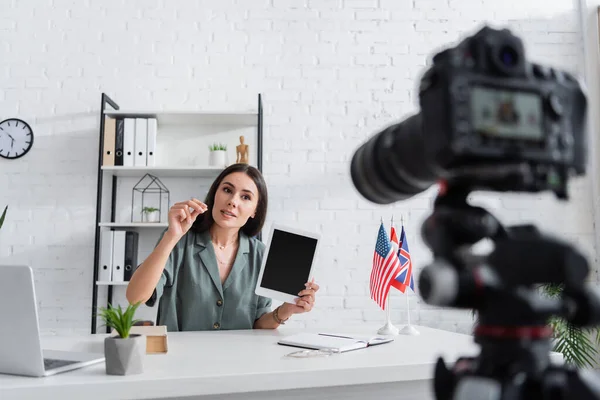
left=209, top=150, right=227, bottom=167
left=144, top=211, right=159, bottom=223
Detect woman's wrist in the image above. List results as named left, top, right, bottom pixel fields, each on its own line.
left=163, top=231, right=182, bottom=248
left=277, top=304, right=294, bottom=321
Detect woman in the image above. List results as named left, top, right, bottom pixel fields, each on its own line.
left=126, top=163, right=319, bottom=331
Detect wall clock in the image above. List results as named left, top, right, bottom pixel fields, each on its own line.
left=0, top=118, right=34, bottom=160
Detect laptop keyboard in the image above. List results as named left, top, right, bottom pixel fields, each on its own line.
left=44, top=358, right=78, bottom=370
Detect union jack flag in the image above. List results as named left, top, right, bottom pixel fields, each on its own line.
left=391, top=226, right=414, bottom=293
left=370, top=222, right=402, bottom=310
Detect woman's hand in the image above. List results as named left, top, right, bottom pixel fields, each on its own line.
left=167, top=198, right=208, bottom=239
left=280, top=278, right=320, bottom=318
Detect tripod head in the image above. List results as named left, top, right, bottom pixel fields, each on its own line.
left=417, top=176, right=600, bottom=400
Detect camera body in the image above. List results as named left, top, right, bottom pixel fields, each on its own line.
left=350, top=26, right=588, bottom=204
left=419, top=26, right=587, bottom=197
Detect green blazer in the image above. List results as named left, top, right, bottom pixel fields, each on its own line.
left=145, top=228, right=272, bottom=331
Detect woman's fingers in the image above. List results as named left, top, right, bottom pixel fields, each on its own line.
left=190, top=198, right=208, bottom=211
left=305, top=279, right=320, bottom=292
left=298, top=288, right=315, bottom=298
left=179, top=209, right=188, bottom=223
left=187, top=199, right=208, bottom=220
left=295, top=299, right=312, bottom=311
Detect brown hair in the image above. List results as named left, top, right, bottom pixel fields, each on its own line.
left=191, top=163, right=268, bottom=237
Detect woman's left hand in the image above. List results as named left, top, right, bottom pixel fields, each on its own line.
left=281, top=278, right=320, bottom=316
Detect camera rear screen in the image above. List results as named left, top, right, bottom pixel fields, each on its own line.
left=259, top=229, right=318, bottom=296
left=470, top=86, right=543, bottom=140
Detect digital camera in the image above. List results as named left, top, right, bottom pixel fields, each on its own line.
left=350, top=26, right=587, bottom=204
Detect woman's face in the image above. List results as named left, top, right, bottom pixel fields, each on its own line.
left=212, top=172, right=259, bottom=230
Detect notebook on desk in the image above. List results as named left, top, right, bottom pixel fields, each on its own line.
left=278, top=333, right=394, bottom=353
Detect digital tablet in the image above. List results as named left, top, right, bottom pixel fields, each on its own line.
left=255, top=224, right=321, bottom=304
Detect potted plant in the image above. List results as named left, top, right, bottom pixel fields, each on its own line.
left=208, top=142, right=228, bottom=167
left=0, top=206, right=7, bottom=230
left=0, top=206, right=7, bottom=247
left=98, top=302, right=145, bottom=375
left=542, top=284, right=600, bottom=368
left=142, top=206, right=160, bottom=223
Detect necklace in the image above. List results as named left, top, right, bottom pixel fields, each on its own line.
left=211, top=235, right=238, bottom=250
left=213, top=242, right=238, bottom=266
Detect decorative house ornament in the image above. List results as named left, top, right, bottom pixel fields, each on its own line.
left=131, top=174, right=170, bottom=223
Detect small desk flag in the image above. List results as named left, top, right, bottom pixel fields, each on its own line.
left=370, top=222, right=402, bottom=310
left=391, top=225, right=414, bottom=293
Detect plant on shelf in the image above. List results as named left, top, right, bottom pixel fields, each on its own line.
left=142, top=206, right=160, bottom=223
left=209, top=142, right=227, bottom=152
left=542, top=284, right=600, bottom=368
left=98, top=301, right=146, bottom=375
left=208, top=142, right=228, bottom=167
left=0, top=206, right=7, bottom=230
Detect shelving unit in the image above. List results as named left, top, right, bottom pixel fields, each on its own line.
left=91, top=93, right=264, bottom=334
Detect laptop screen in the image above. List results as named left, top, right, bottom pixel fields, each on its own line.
left=259, top=229, right=318, bottom=296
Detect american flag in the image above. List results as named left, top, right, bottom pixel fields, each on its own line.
left=392, top=226, right=414, bottom=293
left=370, top=222, right=402, bottom=310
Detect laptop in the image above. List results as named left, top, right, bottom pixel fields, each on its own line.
left=0, top=265, right=105, bottom=377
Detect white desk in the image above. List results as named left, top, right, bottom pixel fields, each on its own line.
left=0, top=325, right=562, bottom=400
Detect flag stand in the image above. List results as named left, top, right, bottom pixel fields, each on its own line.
left=399, top=292, right=420, bottom=335
left=377, top=292, right=399, bottom=336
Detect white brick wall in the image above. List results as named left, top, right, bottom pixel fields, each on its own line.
left=0, top=0, right=594, bottom=335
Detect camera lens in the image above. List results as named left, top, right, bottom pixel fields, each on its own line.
left=350, top=113, right=439, bottom=204
left=499, top=45, right=518, bottom=67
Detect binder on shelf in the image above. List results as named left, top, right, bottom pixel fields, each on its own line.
left=147, top=118, right=157, bottom=167
left=123, top=118, right=136, bottom=167
left=124, top=231, right=139, bottom=281
left=134, top=118, right=148, bottom=167
left=115, top=118, right=124, bottom=166
left=102, top=117, right=116, bottom=166
left=98, top=230, right=114, bottom=282
left=111, top=231, right=126, bottom=282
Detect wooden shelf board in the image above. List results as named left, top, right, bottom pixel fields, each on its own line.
left=101, top=166, right=224, bottom=177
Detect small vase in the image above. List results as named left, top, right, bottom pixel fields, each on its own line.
left=104, top=334, right=146, bottom=375
left=144, top=211, right=159, bottom=223
left=209, top=150, right=227, bottom=167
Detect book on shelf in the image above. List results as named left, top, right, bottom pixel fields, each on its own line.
left=102, top=116, right=156, bottom=168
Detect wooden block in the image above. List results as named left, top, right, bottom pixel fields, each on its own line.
left=111, top=325, right=168, bottom=354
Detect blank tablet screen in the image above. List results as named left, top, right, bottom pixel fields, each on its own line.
left=260, top=229, right=318, bottom=296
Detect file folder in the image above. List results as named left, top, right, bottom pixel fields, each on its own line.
left=102, top=117, right=116, bottom=166
left=134, top=118, right=147, bottom=167
left=147, top=118, right=157, bottom=167
left=123, top=118, right=135, bottom=167
left=111, top=231, right=126, bottom=282
left=124, top=231, right=139, bottom=281
left=115, top=118, right=124, bottom=166
left=98, top=230, right=114, bottom=282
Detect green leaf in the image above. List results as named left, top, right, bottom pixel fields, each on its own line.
left=0, top=206, right=7, bottom=230
left=553, top=319, right=598, bottom=368
left=96, top=301, right=141, bottom=339
left=540, top=284, right=600, bottom=368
